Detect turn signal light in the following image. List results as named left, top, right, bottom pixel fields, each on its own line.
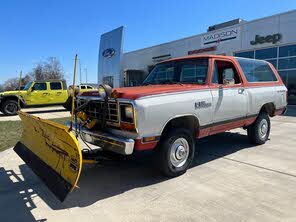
left=77, top=111, right=88, bottom=122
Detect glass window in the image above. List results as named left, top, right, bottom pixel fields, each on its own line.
left=265, top=59, right=277, bottom=69
left=179, top=62, right=208, bottom=84
left=143, top=63, right=176, bottom=84
left=278, top=57, right=296, bottom=70
left=236, top=58, right=277, bottom=82
left=212, top=60, right=241, bottom=84
left=212, top=62, right=219, bottom=84
left=278, top=71, right=288, bottom=85
left=280, top=70, right=296, bottom=105
left=255, top=47, right=277, bottom=59
left=143, top=59, right=208, bottom=85
left=50, top=82, right=62, bottom=90
left=234, top=51, right=254, bottom=59
left=279, top=44, right=296, bottom=57
left=80, top=85, right=86, bottom=89
left=32, top=82, right=47, bottom=90
left=87, top=86, right=93, bottom=89
left=23, top=82, right=33, bottom=90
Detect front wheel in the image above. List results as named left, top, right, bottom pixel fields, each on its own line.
left=157, top=128, right=195, bottom=177
left=1, top=100, right=19, bottom=116
left=247, top=112, right=270, bottom=145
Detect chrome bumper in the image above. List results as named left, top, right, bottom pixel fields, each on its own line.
left=66, top=122, right=135, bottom=155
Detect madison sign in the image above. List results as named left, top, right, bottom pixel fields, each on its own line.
left=250, top=33, right=282, bottom=45
left=201, top=27, right=240, bottom=46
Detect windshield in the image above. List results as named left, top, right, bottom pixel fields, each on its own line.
left=143, top=58, right=208, bottom=85
left=23, top=81, right=33, bottom=90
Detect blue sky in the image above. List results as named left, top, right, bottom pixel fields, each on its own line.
left=0, top=0, right=295, bottom=85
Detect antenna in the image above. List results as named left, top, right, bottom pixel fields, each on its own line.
left=17, top=71, right=22, bottom=111
left=79, top=60, right=82, bottom=84
left=84, top=68, right=88, bottom=83
left=70, top=54, right=78, bottom=131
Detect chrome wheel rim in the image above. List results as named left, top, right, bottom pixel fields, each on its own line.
left=6, top=103, right=18, bottom=114
left=259, top=119, right=268, bottom=139
left=170, top=138, right=190, bottom=168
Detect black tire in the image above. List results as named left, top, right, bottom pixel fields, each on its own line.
left=247, top=112, right=270, bottom=145
left=157, top=128, right=195, bottom=177
left=1, top=100, right=19, bottom=116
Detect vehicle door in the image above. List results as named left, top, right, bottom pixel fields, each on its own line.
left=178, top=59, right=213, bottom=130
left=49, top=82, right=68, bottom=104
left=29, top=82, right=49, bottom=105
left=209, top=58, right=248, bottom=134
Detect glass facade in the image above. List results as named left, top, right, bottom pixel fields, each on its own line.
left=234, top=44, right=296, bottom=104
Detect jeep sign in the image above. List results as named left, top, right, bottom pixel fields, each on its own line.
left=250, top=33, right=282, bottom=45
left=201, top=27, right=240, bottom=46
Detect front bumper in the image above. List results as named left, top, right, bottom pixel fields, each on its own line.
left=66, top=122, right=135, bottom=155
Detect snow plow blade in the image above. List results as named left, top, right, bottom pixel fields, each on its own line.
left=13, top=111, right=82, bottom=202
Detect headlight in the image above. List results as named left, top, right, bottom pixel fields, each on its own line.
left=125, top=106, right=133, bottom=119
left=98, top=84, right=112, bottom=99
left=120, top=104, right=134, bottom=123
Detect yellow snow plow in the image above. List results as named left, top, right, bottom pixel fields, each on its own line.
left=14, top=111, right=83, bottom=201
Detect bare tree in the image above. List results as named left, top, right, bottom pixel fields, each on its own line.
left=2, top=78, right=20, bottom=91
left=31, top=57, right=64, bottom=80
left=2, top=74, right=32, bottom=91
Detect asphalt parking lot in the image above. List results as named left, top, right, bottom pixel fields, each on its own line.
left=0, top=107, right=295, bottom=222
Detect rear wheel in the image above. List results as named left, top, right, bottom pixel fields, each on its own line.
left=247, top=112, right=270, bottom=145
left=157, top=128, right=195, bottom=177
left=1, top=100, right=19, bottom=116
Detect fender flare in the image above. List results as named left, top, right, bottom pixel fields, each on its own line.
left=0, top=95, right=26, bottom=107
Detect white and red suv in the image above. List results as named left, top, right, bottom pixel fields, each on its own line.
left=72, top=55, right=287, bottom=177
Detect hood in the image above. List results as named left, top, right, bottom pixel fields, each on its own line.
left=80, top=84, right=209, bottom=100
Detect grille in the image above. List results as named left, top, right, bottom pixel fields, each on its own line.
left=79, top=99, right=119, bottom=123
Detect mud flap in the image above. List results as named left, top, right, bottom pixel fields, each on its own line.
left=14, top=111, right=82, bottom=202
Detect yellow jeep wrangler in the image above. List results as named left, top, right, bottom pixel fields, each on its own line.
left=0, top=80, right=68, bottom=116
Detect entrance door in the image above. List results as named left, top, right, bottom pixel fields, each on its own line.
left=209, top=59, right=247, bottom=134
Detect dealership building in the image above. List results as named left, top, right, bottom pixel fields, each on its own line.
left=98, top=9, right=296, bottom=104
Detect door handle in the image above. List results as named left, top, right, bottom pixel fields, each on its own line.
left=43, top=93, right=48, bottom=95
left=238, top=88, right=245, bottom=94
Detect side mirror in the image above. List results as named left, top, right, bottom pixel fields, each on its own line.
left=223, top=78, right=235, bottom=86
left=30, top=87, right=34, bottom=92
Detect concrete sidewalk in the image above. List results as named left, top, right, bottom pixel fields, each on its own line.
left=0, top=106, right=70, bottom=121
left=0, top=114, right=296, bottom=221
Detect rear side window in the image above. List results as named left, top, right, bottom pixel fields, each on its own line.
left=236, top=58, right=278, bottom=82
left=50, top=82, right=62, bottom=90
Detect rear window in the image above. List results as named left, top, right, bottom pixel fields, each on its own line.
left=50, top=82, right=62, bottom=90
left=236, top=58, right=278, bottom=82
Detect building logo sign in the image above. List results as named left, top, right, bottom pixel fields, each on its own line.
left=102, top=48, right=115, bottom=58
left=250, top=33, right=282, bottom=45
left=201, top=27, right=240, bottom=46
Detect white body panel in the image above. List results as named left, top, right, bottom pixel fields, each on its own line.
left=134, top=90, right=213, bottom=138
left=132, top=84, right=287, bottom=139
